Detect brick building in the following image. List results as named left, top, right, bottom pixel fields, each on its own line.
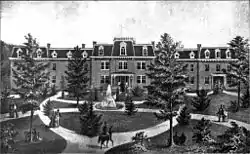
left=9, top=37, right=237, bottom=93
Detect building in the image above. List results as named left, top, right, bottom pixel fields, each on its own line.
left=9, top=37, right=237, bottom=93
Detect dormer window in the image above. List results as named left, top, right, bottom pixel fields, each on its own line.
left=174, top=52, right=180, bottom=59
left=205, top=49, right=210, bottom=59
left=142, top=46, right=148, bottom=56
left=189, top=51, right=195, bottom=59
left=98, top=46, right=104, bottom=56
left=82, top=51, right=88, bottom=58
left=226, top=49, right=231, bottom=59
left=120, top=42, right=127, bottom=56
left=67, top=51, right=72, bottom=58
left=215, top=49, right=221, bottom=59
left=36, top=48, right=42, bottom=58
left=16, top=48, right=22, bottom=58
left=51, top=50, right=57, bottom=58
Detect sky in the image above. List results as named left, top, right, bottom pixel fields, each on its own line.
left=0, top=1, right=249, bottom=48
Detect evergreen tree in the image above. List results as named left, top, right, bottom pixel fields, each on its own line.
left=192, top=89, right=211, bottom=111
left=192, top=117, right=212, bottom=144
left=60, top=75, right=65, bottom=98
left=12, top=33, right=50, bottom=142
left=42, top=99, right=54, bottom=117
left=241, top=89, right=249, bottom=108
left=222, top=36, right=249, bottom=109
left=65, top=46, right=89, bottom=106
left=0, top=87, right=10, bottom=113
left=176, top=106, right=191, bottom=125
left=146, top=33, right=187, bottom=147
left=79, top=101, right=102, bottom=137
left=125, top=95, right=137, bottom=116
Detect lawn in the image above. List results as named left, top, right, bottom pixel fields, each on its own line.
left=106, top=119, right=229, bottom=154
left=52, top=101, right=78, bottom=108
left=60, top=111, right=161, bottom=134
left=0, top=115, right=67, bottom=154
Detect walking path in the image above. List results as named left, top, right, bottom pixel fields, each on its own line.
left=222, top=90, right=243, bottom=97
left=1, top=91, right=249, bottom=154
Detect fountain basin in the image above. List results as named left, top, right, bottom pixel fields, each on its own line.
left=94, top=102, right=124, bottom=110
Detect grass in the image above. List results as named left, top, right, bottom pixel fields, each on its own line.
left=52, top=101, right=78, bottom=108
left=60, top=111, right=161, bottom=134
left=106, top=119, right=229, bottom=154
left=135, top=103, right=161, bottom=109
left=0, top=115, right=67, bottom=154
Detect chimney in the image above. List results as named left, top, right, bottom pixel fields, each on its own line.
left=47, top=43, right=51, bottom=57
left=82, top=44, right=85, bottom=49
left=93, top=41, right=97, bottom=47
left=197, top=44, right=201, bottom=59
left=151, top=41, right=155, bottom=48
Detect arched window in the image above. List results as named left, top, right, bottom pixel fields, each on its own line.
left=36, top=48, right=42, bottom=58
left=16, top=48, right=22, bottom=58
left=215, top=49, right=221, bottom=59
left=82, top=51, right=88, bottom=58
left=205, top=49, right=210, bottom=59
left=142, top=46, right=148, bottom=56
left=120, top=42, right=127, bottom=56
left=51, top=50, right=57, bottom=58
left=189, top=51, right=195, bottom=59
left=98, top=46, right=104, bottom=56
left=226, top=49, right=231, bottom=59
left=174, top=52, right=180, bottom=59
left=67, top=51, right=72, bottom=58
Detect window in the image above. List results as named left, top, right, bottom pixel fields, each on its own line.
left=190, top=51, right=195, bottom=59
left=37, top=49, right=42, bottom=58
left=137, top=75, right=146, bottom=84
left=190, top=64, right=194, bottom=72
left=120, top=42, right=127, bottom=56
left=142, top=46, right=148, bottom=56
left=227, top=65, right=231, bottom=71
left=100, top=75, right=109, bottom=84
left=118, top=61, right=128, bottom=70
left=52, top=76, right=56, bottom=83
left=226, top=49, right=231, bottom=59
left=175, top=52, right=180, bottom=59
left=205, top=64, right=209, bottom=71
left=215, top=49, right=221, bottom=59
left=101, top=61, right=110, bottom=70
left=98, top=46, right=104, bottom=56
left=17, top=48, right=22, bottom=58
left=52, top=63, right=56, bottom=70
left=227, top=76, right=232, bottom=85
left=216, top=64, right=221, bottom=71
left=190, top=76, right=194, bottom=84
left=82, top=51, right=88, bottom=58
left=205, top=49, right=210, bottom=59
left=51, top=50, right=57, bottom=58
left=137, top=61, right=146, bottom=70
left=205, top=77, right=209, bottom=85
left=67, top=51, right=72, bottom=58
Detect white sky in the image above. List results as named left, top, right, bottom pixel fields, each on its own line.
left=1, top=1, right=249, bottom=48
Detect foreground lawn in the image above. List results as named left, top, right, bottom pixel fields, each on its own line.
left=52, top=101, right=78, bottom=108
left=1, top=115, right=67, bottom=154
left=106, top=119, right=228, bottom=154
left=60, top=111, right=161, bottom=134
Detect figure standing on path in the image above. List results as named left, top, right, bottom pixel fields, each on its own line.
left=102, top=121, right=108, bottom=135
left=55, top=109, right=61, bottom=127
left=13, top=103, right=18, bottom=118
left=49, top=111, right=55, bottom=127
left=217, top=105, right=225, bottom=122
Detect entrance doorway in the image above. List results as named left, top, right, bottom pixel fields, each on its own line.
left=118, top=76, right=128, bottom=92
left=213, top=76, right=224, bottom=90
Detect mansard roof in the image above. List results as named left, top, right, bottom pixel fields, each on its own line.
left=112, top=40, right=135, bottom=56
left=11, top=46, right=47, bottom=58
left=199, top=47, right=235, bottom=59
left=93, top=44, right=113, bottom=56
left=134, top=45, right=154, bottom=56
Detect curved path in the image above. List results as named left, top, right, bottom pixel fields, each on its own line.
left=1, top=91, right=249, bottom=154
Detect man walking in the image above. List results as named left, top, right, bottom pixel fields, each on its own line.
left=13, top=103, right=18, bottom=118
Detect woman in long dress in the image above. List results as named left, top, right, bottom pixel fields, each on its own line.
left=55, top=109, right=61, bottom=127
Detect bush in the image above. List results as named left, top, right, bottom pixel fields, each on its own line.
left=176, top=106, right=191, bottom=125
left=1, top=122, right=18, bottom=153
left=174, top=132, right=186, bottom=145
left=241, top=89, right=250, bottom=108
left=192, top=89, right=211, bottom=111
left=192, top=117, right=212, bottom=144
left=125, top=95, right=137, bottom=116
left=132, top=86, right=144, bottom=97
left=50, top=85, right=57, bottom=96
left=228, top=100, right=239, bottom=113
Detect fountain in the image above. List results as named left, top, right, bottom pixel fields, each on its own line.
left=95, top=84, right=124, bottom=110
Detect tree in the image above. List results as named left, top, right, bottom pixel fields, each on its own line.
left=176, top=106, right=191, bottom=125
left=192, top=117, right=212, bottom=144
left=240, top=88, right=249, bottom=108
left=60, top=75, right=66, bottom=98
left=146, top=33, right=187, bottom=147
left=222, top=36, right=249, bottom=109
left=125, top=95, right=137, bottom=116
left=131, top=86, right=144, bottom=97
left=12, top=33, right=50, bottom=142
left=65, top=46, right=89, bottom=106
left=1, top=87, right=10, bottom=114
left=191, top=89, right=211, bottom=111
left=42, top=99, right=54, bottom=117
left=78, top=101, right=103, bottom=137
left=1, top=122, right=18, bottom=153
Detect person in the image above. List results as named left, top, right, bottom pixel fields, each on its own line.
left=13, top=103, right=18, bottom=118
left=102, top=121, right=108, bottom=135
left=32, top=128, right=37, bottom=141
left=217, top=105, right=225, bottom=122
left=222, top=105, right=227, bottom=122
left=49, top=111, right=55, bottom=127
left=55, top=109, right=61, bottom=127
left=108, top=125, right=113, bottom=137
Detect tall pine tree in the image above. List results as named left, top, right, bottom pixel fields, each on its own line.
left=222, top=36, right=249, bottom=108
left=147, top=33, right=187, bottom=147
left=65, top=46, right=89, bottom=106
left=12, top=33, right=50, bottom=142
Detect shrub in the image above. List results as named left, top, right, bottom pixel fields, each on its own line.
left=174, top=132, right=186, bottom=145
left=192, top=89, right=211, bottom=111
left=0, top=87, right=10, bottom=114
left=132, top=86, right=144, bottom=97
left=241, top=89, right=250, bottom=108
left=228, top=100, right=239, bottom=113
left=192, top=117, right=212, bottom=144
left=50, top=85, right=57, bottom=96
left=125, top=95, right=137, bottom=116
left=0, top=123, right=18, bottom=153
left=79, top=101, right=102, bottom=137
left=176, top=106, right=191, bottom=125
